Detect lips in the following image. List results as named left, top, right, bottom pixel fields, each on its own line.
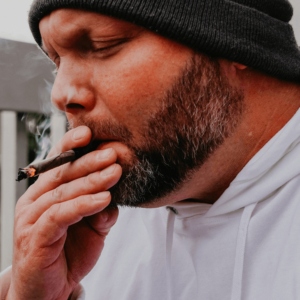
left=94, top=139, right=131, bottom=165
left=93, top=139, right=119, bottom=151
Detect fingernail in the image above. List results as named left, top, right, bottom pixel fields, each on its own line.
left=92, top=191, right=111, bottom=202
left=73, top=127, right=88, bottom=140
left=101, top=164, right=117, bottom=177
left=96, top=148, right=113, bottom=160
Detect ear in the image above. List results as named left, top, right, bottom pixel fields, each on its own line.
left=217, top=59, right=248, bottom=85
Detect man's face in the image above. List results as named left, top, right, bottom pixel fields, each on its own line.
left=40, top=9, right=244, bottom=207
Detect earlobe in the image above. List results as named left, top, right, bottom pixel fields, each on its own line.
left=217, top=59, right=247, bottom=75
left=233, top=62, right=247, bottom=70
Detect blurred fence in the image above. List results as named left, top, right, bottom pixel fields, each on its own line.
left=0, top=38, right=66, bottom=271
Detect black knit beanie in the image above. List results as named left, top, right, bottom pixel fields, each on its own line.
left=29, top=0, right=300, bottom=83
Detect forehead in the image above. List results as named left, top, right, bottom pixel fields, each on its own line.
left=39, top=9, right=142, bottom=47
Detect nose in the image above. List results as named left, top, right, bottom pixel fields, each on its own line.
left=51, top=58, right=96, bottom=113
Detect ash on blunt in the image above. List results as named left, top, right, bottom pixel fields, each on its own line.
left=2, top=1, right=300, bottom=300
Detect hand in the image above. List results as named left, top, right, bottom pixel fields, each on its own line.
left=6, top=126, right=122, bottom=300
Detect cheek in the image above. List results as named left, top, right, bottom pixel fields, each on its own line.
left=99, top=58, right=168, bottom=122
left=92, top=39, right=192, bottom=129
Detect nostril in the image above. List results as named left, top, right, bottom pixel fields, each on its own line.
left=66, top=103, right=85, bottom=110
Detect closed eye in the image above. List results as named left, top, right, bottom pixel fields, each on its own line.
left=94, top=44, right=119, bottom=52
left=92, top=39, right=129, bottom=54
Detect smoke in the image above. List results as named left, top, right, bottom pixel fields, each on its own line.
left=23, top=77, right=54, bottom=165
left=38, top=79, right=55, bottom=114
left=23, top=113, right=52, bottom=164
left=26, top=62, right=57, bottom=165
left=33, top=117, right=52, bottom=163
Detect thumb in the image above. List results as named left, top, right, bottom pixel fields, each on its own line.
left=86, top=207, right=119, bottom=236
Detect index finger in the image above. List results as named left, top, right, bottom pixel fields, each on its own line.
left=21, top=126, right=92, bottom=200
left=47, top=126, right=92, bottom=157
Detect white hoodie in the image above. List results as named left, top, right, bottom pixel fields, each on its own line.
left=2, top=109, right=300, bottom=300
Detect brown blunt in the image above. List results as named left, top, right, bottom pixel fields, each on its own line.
left=16, top=141, right=99, bottom=182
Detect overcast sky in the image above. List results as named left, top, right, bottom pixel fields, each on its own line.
left=0, top=0, right=300, bottom=44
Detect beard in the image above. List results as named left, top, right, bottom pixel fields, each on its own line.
left=69, top=53, right=244, bottom=207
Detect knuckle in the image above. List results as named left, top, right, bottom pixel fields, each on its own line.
left=85, top=172, right=100, bottom=186
left=15, top=200, right=24, bottom=215
left=14, top=204, right=27, bottom=224
left=79, top=154, right=89, bottom=169
left=49, top=166, right=63, bottom=183
left=47, top=204, right=60, bottom=223
left=73, top=198, right=85, bottom=214
left=26, top=182, right=38, bottom=194
left=15, top=228, right=31, bottom=253
left=87, top=153, right=97, bottom=169
left=51, top=186, right=64, bottom=202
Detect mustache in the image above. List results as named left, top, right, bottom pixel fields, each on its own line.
left=68, top=116, right=133, bottom=145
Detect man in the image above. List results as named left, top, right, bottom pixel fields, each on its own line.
left=1, top=0, right=300, bottom=299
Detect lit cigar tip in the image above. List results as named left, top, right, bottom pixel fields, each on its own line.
left=28, top=167, right=36, bottom=177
